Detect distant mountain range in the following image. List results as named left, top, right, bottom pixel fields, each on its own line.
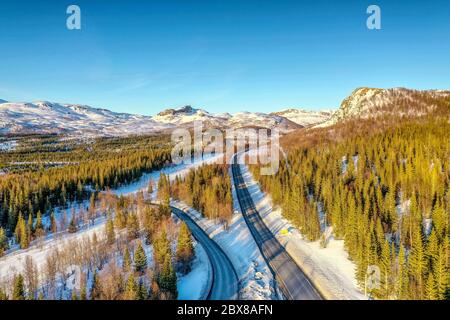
left=0, top=101, right=331, bottom=136
left=1, top=87, right=448, bottom=137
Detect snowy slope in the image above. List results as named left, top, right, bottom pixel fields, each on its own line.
left=154, top=106, right=301, bottom=132
left=153, top=105, right=230, bottom=127
left=0, top=100, right=329, bottom=136
left=319, top=87, right=450, bottom=127
left=271, top=109, right=332, bottom=127
left=0, top=100, right=172, bottom=136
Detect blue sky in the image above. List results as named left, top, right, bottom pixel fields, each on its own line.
left=0, top=0, right=449, bottom=115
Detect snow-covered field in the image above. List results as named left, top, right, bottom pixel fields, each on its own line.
left=113, top=153, right=224, bottom=197
left=239, top=152, right=366, bottom=300
left=0, top=140, right=17, bottom=151
left=0, top=220, right=107, bottom=286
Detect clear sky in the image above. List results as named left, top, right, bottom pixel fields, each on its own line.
left=0, top=0, right=449, bottom=115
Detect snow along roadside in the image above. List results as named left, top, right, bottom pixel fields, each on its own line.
left=171, top=200, right=276, bottom=300
left=171, top=165, right=277, bottom=300
left=238, top=153, right=366, bottom=300
left=177, top=238, right=212, bottom=300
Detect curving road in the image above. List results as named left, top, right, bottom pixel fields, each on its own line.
left=170, top=206, right=239, bottom=300
left=231, top=155, right=323, bottom=300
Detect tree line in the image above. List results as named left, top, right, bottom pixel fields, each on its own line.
left=170, top=164, right=233, bottom=227
left=0, top=137, right=171, bottom=248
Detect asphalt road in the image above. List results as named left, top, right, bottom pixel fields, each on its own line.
left=171, top=206, right=239, bottom=300
left=231, top=157, right=323, bottom=300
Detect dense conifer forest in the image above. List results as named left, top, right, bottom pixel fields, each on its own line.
left=252, top=117, right=449, bottom=299
left=0, top=135, right=172, bottom=248
left=171, top=164, right=233, bottom=226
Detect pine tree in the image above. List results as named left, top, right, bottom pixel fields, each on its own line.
left=68, top=214, right=78, bottom=233
left=35, top=210, right=43, bottom=230
left=0, top=288, right=8, bottom=300
left=425, top=273, right=437, bottom=300
left=159, top=253, right=177, bottom=299
left=27, top=213, right=33, bottom=239
left=34, top=210, right=45, bottom=238
left=16, top=213, right=29, bottom=249
left=127, top=213, right=139, bottom=240
left=50, top=210, right=57, bottom=234
left=12, top=274, right=25, bottom=300
left=147, top=179, right=153, bottom=195
left=0, top=227, right=8, bottom=256
left=380, top=239, right=392, bottom=298
left=90, top=271, right=102, bottom=300
left=176, top=222, right=194, bottom=274
left=434, top=245, right=448, bottom=300
left=106, top=218, right=115, bottom=245
left=396, top=245, right=408, bottom=299
left=80, top=284, right=87, bottom=300
left=123, top=247, right=131, bottom=272
left=71, top=290, right=79, bottom=300
left=124, top=274, right=138, bottom=300
left=137, top=280, right=148, bottom=300
left=409, top=224, right=427, bottom=298
left=134, top=241, right=148, bottom=274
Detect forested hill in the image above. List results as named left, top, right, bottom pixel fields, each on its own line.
left=252, top=91, right=450, bottom=300
left=0, top=135, right=172, bottom=248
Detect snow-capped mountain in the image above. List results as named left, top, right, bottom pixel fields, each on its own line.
left=0, top=101, right=172, bottom=136
left=2, top=87, right=446, bottom=137
left=153, top=105, right=231, bottom=127
left=0, top=100, right=329, bottom=136
left=271, top=109, right=332, bottom=127
left=153, top=106, right=305, bottom=132
left=320, top=87, right=450, bottom=126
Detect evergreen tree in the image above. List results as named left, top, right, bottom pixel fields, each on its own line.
left=134, top=241, right=148, bottom=274
left=0, top=288, right=8, bottom=300
left=158, top=254, right=177, bottom=299
left=425, top=273, right=437, bottom=300
left=127, top=213, right=139, bottom=240
left=106, top=218, right=115, bottom=245
left=49, top=210, right=57, bottom=234
left=12, top=274, right=25, bottom=300
left=0, top=227, right=8, bottom=256
left=80, top=284, right=87, bottom=300
left=137, top=280, right=148, bottom=300
left=71, top=290, right=79, bottom=300
left=124, top=274, right=138, bottom=300
left=147, top=179, right=153, bottom=195
left=176, top=222, right=194, bottom=274
left=68, top=214, right=78, bottom=233
left=90, top=271, right=102, bottom=300
left=123, top=247, right=132, bottom=272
